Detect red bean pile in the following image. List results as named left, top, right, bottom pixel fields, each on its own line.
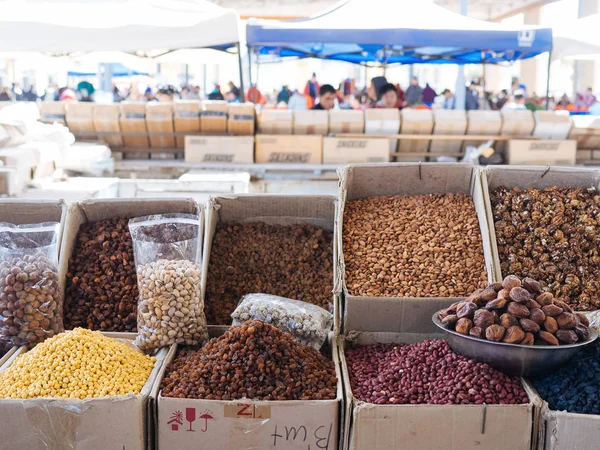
left=346, top=340, right=529, bottom=405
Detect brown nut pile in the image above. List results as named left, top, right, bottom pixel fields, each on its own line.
left=0, top=253, right=63, bottom=348
left=346, top=340, right=529, bottom=405
left=205, top=222, right=333, bottom=325
left=343, top=194, right=487, bottom=297
left=64, top=217, right=138, bottom=332
left=160, top=320, right=337, bottom=400
left=491, top=186, right=600, bottom=310
left=438, top=275, right=593, bottom=346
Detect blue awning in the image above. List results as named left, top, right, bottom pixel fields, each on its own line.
left=68, top=63, right=149, bottom=77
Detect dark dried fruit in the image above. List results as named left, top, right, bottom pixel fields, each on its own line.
left=508, top=302, right=530, bottom=318
left=503, top=326, right=525, bottom=344
left=574, top=324, right=591, bottom=341
left=520, top=332, right=535, bottom=345
left=497, top=289, right=511, bottom=301
left=543, top=316, right=559, bottom=334
left=442, top=314, right=459, bottom=327
left=485, top=298, right=507, bottom=310
left=576, top=314, right=590, bottom=327
left=542, top=305, right=563, bottom=317
left=499, top=313, right=518, bottom=329
left=556, top=313, right=578, bottom=330
left=457, top=302, right=477, bottom=320
left=520, top=318, right=540, bottom=334
left=536, top=292, right=554, bottom=306
left=538, top=331, right=559, bottom=346
left=502, top=275, right=522, bottom=290
left=510, top=287, right=531, bottom=303
left=522, top=278, right=542, bottom=295
left=485, top=324, right=506, bottom=342
left=556, top=330, right=578, bottom=345
left=529, top=308, right=546, bottom=326
left=469, top=327, right=483, bottom=338
left=555, top=300, right=573, bottom=314
left=487, top=282, right=503, bottom=292
left=455, top=318, right=473, bottom=335
left=474, top=309, right=495, bottom=330
left=480, top=288, right=498, bottom=301
left=523, top=299, right=542, bottom=310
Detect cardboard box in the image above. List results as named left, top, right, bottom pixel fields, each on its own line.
left=227, top=103, right=255, bottom=136
left=152, top=334, right=342, bottom=450
left=0, top=167, right=18, bottom=196
left=569, top=115, right=600, bottom=149
left=322, top=137, right=389, bottom=164
left=258, top=110, right=293, bottom=135
left=464, top=110, right=502, bottom=148
left=0, top=336, right=168, bottom=450
left=500, top=110, right=535, bottom=137
left=593, top=150, right=600, bottom=160
left=339, top=331, right=538, bottom=450
left=329, top=110, right=364, bottom=134
left=506, top=139, right=577, bottom=166
left=146, top=103, right=175, bottom=149
left=185, top=136, right=254, bottom=164
left=365, top=108, right=400, bottom=154
left=93, top=104, right=123, bottom=148
left=398, top=109, right=433, bottom=160
left=201, top=101, right=228, bottom=134
left=39, top=102, right=66, bottom=125
left=431, top=110, right=467, bottom=154
left=0, top=346, right=16, bottom=367
left=173, top=101, right=201, bottom=148
left=338, top=163, right=496, bottom=334
left=480, top=165, right=600, bottom=281
left=0, top=147, right=37, bottom=194
left=576, top=149, right=593, bottom=163
left=255, top=135, right=322, bottom=164
left=202, top=195, right=340, bottom=331
left=293, top=110, right=329, bottom=135
left=65, top=102, right=95, bottom=136
left=533, top=111, right=573, bottom=140
left=120, top=102, right=149, bottom=149
left=0, top=199, right=66, bottom=246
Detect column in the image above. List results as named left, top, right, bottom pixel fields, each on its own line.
left=520, top=7, right=541, bottom=95
left=574, top=0, right=599, bottom=94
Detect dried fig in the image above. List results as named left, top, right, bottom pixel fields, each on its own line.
left=520, top=332, right=535, bottom=345
left=469, top=326, right=483, bottom=339
left=543, top=316, right=559, bottom=334
left=442, top=314, right=459, bottom=327
left=474, top=309, right=495, bottom=330
left=538, top=330, right=559, bottom=346
left=556, top=329, right=578, bottom=345
left=529, top=308, right=546, bottom=325
left=485, top=298, right=507, bottom=310
left=438, top=308, right=450, bottom=320
left=510, top=287, right=532, bottom=303
left=522, top=277, right=542, bottom=295
left=497, top=288, right=511, bottom=301
left=523, top=299, right=542, bottom=310
left=542, top=304, right=563, bottom=317
left=507, top=302, right=530, bottom=318
left=447, top=302, right=462, bottom=314
left=480, top=288, right=498, bottom=301
left=554, top=300, right=573, bottom=314
left=536, top=292, right=554, bottom=306
left=574, top=324, right=591, bottom=342
left=576, top=313, right=590, bottom=328
left=457, top=302, right=478, bottom=320
left=455, top=318, right=473, bottom=335
left=487, top=282, right=503, bottom=292
left=502, top=275, right=522, bottom=290
left=485, top=324, right=506, bottom=342
left=556, top=313, right=578, bottom=330
left=503, top=326, right=525, bottom=344
left=499, top=313, right=518, bottom=329
left=466, top=289, right=484, bottom=305
left=520, top=318, right=540, bottom=334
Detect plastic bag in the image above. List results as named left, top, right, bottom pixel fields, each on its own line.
left=129, top=214, right=208, bottom=351
left=231, top=293, right=333, bottom=350
left=0, top=222, right=63, bottom=350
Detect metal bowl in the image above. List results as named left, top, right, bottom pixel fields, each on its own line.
left=432, top=313, right=598, bottom=377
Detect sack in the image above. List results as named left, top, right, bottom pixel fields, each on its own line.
left=0, top=222, right=63, bottom=350
left=231, top=293, right=333, bottom=349
left=129, top=214, right=207, bottom=351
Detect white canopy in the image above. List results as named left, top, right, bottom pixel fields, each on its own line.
left=553, top=14, right=600, bottom=60
left=0, top=0, right=240, bottom=53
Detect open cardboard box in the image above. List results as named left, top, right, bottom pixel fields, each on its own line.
left=258, top=110, right=293, bottom=135
left=337, top=163, right=497, bottom=334
left=464, top=110, right=502, bottom=148
left=569, top=115, right=600, bottom=149
left=146, top=103, right=175, bottom=149
left=501, top=110, right=535, bottom=137
left=293, top=110, right=329, bottom=135
left=173, top=100, right=201, bottom=148
left=339, top=330, right=541, bottom=450
left=227, top=103, right=256, bottom=136
left=201, top=194, right=340, bottom=333
left=398, top=109, right=433, bottom=161
left=65, top=102, right=96, bottom=137
left=255, top=134, right=322, bottom=164
left=150, top=331, right=343, bottom=450
left=93, top=104, right=123, bottom=148
left=0, top=334, right=168, bottom=450
left=329, top=110, right=364, bottom=134
left=431, top=110, right=467, bottom=154
left=533, top=111, right=573, bottom=140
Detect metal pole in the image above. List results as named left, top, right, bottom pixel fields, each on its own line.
left=545, top=50, right=552, bottom=110
left=454, top=0, right=468, bottom=111
left=237, top=42, right=246, bottom=102
left=203, top=64, right=207, bottom=99
left=184, top=64, right=189, bottom=87
left=247, top=46, right=253, bottom=88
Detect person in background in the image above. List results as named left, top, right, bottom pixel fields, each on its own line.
left=288, top=89, right=308, bottom=111
left=502, top=90, right=527, bottom=110
left=225, top=91, right=239, bottom=103
left=465, top=82, right=479, bottom=110
left=405, top=77, right=423, bottom=106
left=155, top=86, right=177, bottom=102
left=395, top=83, right=405, bottom=106
left=555, top=93, right=573, bottom=111
left=247, top=83, right=266, bottom=105
left=367, top=76, right=388, bottom=107
left=59, top=88, right=77, bottom=102
left=378, top=83, right=400, bottom=109
left=496, top=89, right=509, bottom=110
left=208, top=84, right=224, bottom=101
left=304, top=73, right=320, bottom=107
left=311, top=84, right=336, bottom=110
left=113, top=86, right=123, bottom=103
left=437, top=89, right=455, bottom=109
left=277, top=85, right=291, bottom=104
left=582, top=87, right=596, bottom=108
left=422, top=83, right=436, bottom=105
left=22, top=85, right=38, bottom=102
left=0, top=87, right=11, bottom=101
left=228, top=81, right=240, bottom=100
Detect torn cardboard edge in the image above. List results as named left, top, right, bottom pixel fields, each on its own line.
left=201, top=194, right=341, bottom=334
left=336, top=163, right=497, bottom=334
left=149, top=331, right=344, bottom=450
left=338, top=331, right=541, bottom=450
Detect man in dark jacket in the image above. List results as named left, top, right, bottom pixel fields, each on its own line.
left=405, top=77, right=423, bottom=106
left=311, top=84, right=336, bottom=110
left=465, top=82, right=479, bottom=110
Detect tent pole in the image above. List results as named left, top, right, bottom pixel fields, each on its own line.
left=545, top=50, right=552, bottom=110
left=237, top=42, right=246, bottom=102
left=247, top=46, right=253, bottom=91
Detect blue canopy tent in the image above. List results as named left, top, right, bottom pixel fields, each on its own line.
left=68, top=63, right=150, bottom=77
left=246, top=0, right=553, bottom=105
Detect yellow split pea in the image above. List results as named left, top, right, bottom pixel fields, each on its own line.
left=0, top=328, right=156, bottom=399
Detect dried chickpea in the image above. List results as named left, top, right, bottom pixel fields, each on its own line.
left=0, top=328, right=156, bottom=399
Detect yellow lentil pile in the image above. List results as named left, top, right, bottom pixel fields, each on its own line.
left=0, top=328, right=156, bottom=399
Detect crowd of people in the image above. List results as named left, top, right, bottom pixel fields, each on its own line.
left=1, top=72, right=599, bottom=115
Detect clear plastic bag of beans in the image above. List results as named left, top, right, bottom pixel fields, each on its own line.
left=231, top=293, right=333, bottom=350
left=129, top=214, right=208, bottom=351
left=0, top=222, right=63, bottom=350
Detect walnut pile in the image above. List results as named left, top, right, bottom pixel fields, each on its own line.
left=491, top=186, right=600, bottom=310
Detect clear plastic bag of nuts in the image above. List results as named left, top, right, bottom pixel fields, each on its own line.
left=129, top=214, right=208, bottom=351
left=231, top=293, right=333, bottom=350
left=0, top=222, right=63, bottom=350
